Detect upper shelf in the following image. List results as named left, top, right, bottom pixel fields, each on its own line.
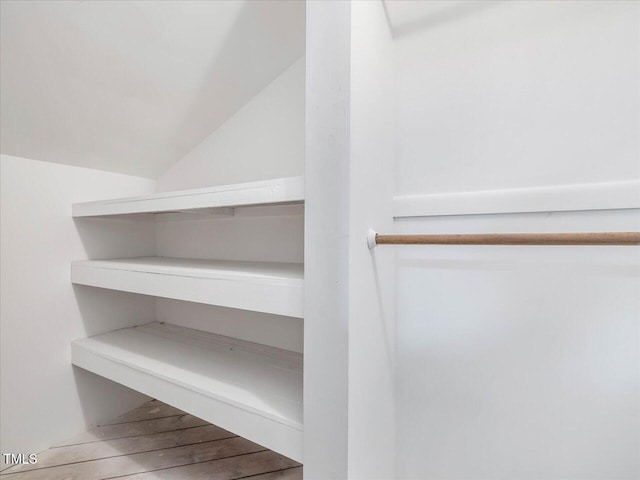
left=72, top=176, right=304, bottom=217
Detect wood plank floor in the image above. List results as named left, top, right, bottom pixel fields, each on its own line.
left=0, top=399, right=302, bottom=480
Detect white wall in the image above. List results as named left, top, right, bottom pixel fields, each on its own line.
left=393, top=2, right=640, bottom=479
left=0, top=154, right=156, bottom=463
left=156, top=56, right=304, bottom=192
left=395, top=0, right=639, bottom=196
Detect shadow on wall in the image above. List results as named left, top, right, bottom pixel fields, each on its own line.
left=370, top=248, right=396, bottom=378
left=388, top=0, right=505, bottom=38
left=71, top=366, right=151, bottom=436
left=156, top=298, right=304, bottom=353
left=168, top=0, right=305, bottom=166
left=73, top=217, right=155, bottom=260
left=72, top=284, right=156, bottom=336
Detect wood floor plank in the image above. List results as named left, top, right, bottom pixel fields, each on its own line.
left=0, top=438, right=265, bottom=480
left=3, top=425, right=235, bottom=474
left=101, top=403, right=187, bottom=425
left=54, top=415, right=209, bottom=446
left=242, top=466, right=303, bottom=480
left=106, top=450, right=300, bottom=480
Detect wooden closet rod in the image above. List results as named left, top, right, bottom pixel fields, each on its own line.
left=367, top=230, right=640, bottom=248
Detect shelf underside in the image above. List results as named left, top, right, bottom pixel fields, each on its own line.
left=72, top=176, right=304, bottom=217
left=72, top=322, right=303, bottom=462
left=71, top=257, right=304, bottom=318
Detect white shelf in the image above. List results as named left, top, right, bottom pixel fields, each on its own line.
left=72, top=322, right=303, bottom=461
left=72, top=257, right=304, bottom=318
left=72, top=176, right=304, bottom=217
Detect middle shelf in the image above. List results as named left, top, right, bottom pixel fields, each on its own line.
left=72, top=257, right=304, bottom=318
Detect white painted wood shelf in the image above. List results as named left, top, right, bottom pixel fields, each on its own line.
left=72, top=176, right=304, bottom=217
left=72, top=257, right=304, bottom=318
left=72, top=322, right=303, bottom=462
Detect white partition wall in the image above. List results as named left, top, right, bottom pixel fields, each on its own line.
left=304, top=2, right=396, bottom=478
left=304, top=2, right=351, bottom=476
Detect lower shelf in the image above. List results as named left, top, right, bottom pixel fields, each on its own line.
left=72, top=322, right=303, bottom=462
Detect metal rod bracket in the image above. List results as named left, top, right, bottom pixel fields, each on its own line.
left=367, top=229, right=378, bottom=249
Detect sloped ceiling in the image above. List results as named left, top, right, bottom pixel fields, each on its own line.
left=0, top=0, right=305, bottom=178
